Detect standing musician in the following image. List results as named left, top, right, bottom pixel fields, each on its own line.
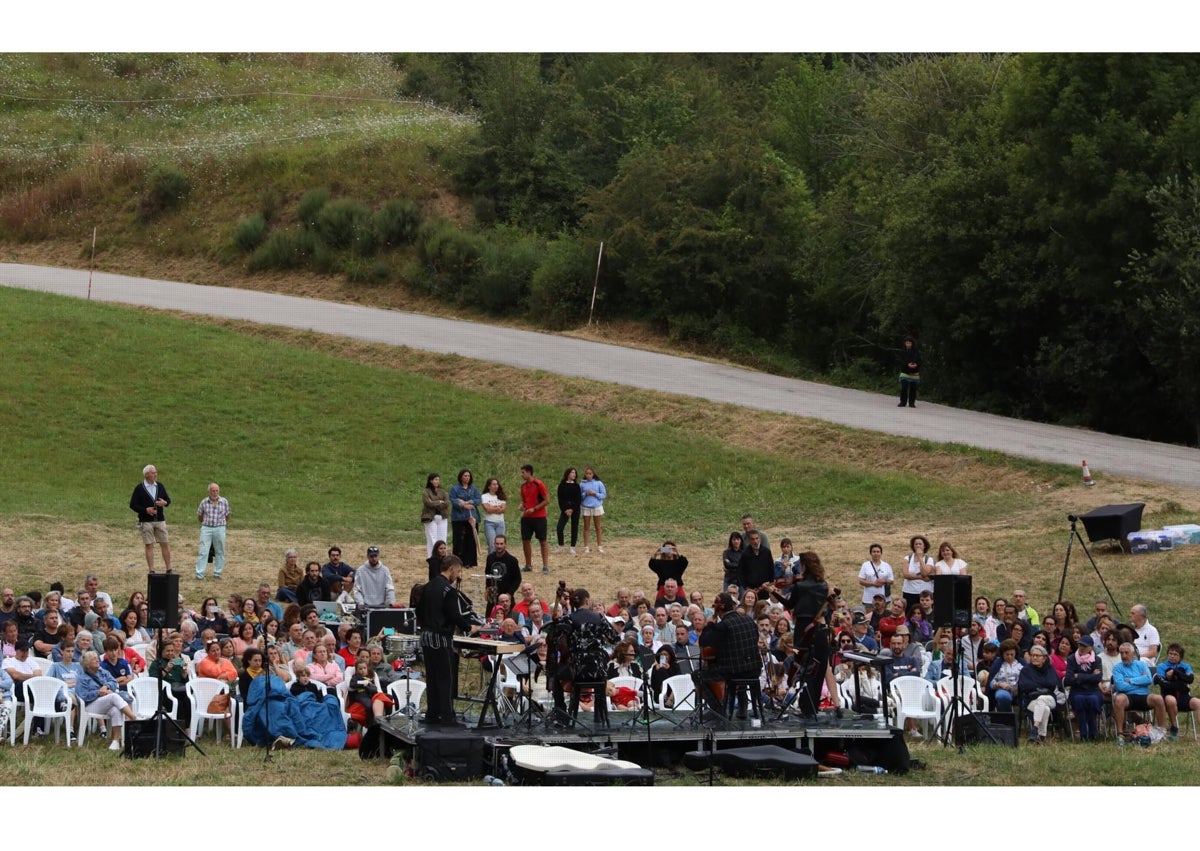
left=415, top=555, right=482, bottom=728
left=697, top=593, right=761, bottom=714
left=784, top=552, right=838, bottom=719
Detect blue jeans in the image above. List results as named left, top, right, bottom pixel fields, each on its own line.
left=197, top=525, right=227, bottom=578
left=993, top=688, right=1015, bottom=712
left=484, top=520, right=505, bottom=554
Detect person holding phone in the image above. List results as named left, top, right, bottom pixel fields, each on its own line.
left=647, top=541, right=688, bottom=596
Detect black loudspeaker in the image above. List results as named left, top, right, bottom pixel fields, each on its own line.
left=415, top=730, right=485, bottom=782
left=932, top=575, right=972, bottom=629
left=954, top=711, right=1018, bottom=748
left=124, top=718, right=186, bottom=758
left=146, top=572, right=180, bottom=630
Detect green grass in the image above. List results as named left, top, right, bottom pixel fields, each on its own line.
left=0, top=287, right=1000, bottom=543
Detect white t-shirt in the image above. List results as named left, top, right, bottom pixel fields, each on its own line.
left=857, top=560, right=894, bottom=605
left=934, top=558, right=968, bottom=576
left=1134, top=622, right=1161, bottom=663
left=901, top=554, right=934, bottom=595
left=481, top=493, right=506, bottom=525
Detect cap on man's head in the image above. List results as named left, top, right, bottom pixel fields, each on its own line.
left=851, top=605, right=866, bottom=614
left=893, top=625, right=910, bottom=637
left=1078, top=634, right=1095, bottom=647
left=851, top=613, right=867, bottom=625
left=367, top=546, right=380, bottom=556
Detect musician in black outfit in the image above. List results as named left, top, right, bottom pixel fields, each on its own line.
left=697, top=593, right=760, bottom=713
left=788, top=552, right=833, bottom=719
left=416, top=556, right=481, bottom=728
left=547, top=588, right=619, bottom=722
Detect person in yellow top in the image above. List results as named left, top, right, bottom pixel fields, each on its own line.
left=277, top=549, right=304, bottom=603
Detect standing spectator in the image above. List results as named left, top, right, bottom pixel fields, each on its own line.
left=480, top=477, right=508, bottom=555
left=421, top=473, right=450, bottom=558
left=449, top=469, right=482, bottom=568
left=898, top=336, right=921, bottom=408
left=579, top=466, right=607, bottom=554
left=933, top=542, right=968, bottom=575
left=857, top=543, right=894, bottom=607
left=721, top=532, right=743, bottom=592
left=353, top=547, right=397, bottom=609
left=518, top=464, right=551, bottom=575
left=277, top=549, right=303, bottom=603
left=194, top=482, right=231, bottom=580
left=901, top=535, right=934, bottom=611
left=554, top=467, right=582, bottom=556
left=130, top=463, right=172, bottom=573
left=737, top=531, right=774, bottom=594
left=648, top=542, right=689, bottom=595
left=738, top=515, right=770, bottom=552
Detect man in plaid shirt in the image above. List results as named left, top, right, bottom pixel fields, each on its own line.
left=195, top=483, right=231, bottom=580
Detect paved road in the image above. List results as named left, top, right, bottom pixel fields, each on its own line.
left=5, top=261, right=1199, bottom=489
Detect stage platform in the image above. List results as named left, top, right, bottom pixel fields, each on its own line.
left=377, top=708, right=897, bottom=772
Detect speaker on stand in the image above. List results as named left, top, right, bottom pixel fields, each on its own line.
left=147, top=572, right=180, bottom=631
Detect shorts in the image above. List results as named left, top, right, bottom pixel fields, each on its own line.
left=1122, top=693, right=1153, bottom=711
left=581, top=506, right=605, bottom=517
left=521, top=517, right=547, bottom=542
left=138, top=521, right=169, bottom=544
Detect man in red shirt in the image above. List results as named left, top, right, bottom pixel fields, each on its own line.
left=518, top=464, right=551, bottom=575
left=877, top=596, right=908, bottom=647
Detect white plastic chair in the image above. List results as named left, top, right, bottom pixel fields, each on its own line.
left=29, top=657, right=54, bottom=676
left=128, top=677, right=179, bottom=720
left=839, top=677, right=883, bottom=718
left=659, top=674, right=696, bottom=711
left=22, top=677, right=74, bottom=745
left=889, top=675, right=941, bottom=738
left=186, top=678, right=238, bottom=747
left=935, top=675, right=990, bottom=713
left=387, top=679, right=427, bottom=718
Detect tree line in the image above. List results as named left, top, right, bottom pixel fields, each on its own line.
left=395, top=53, right=1200, bottom=445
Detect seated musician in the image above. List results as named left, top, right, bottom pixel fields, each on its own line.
left=696, top=592, right=761, bottom=714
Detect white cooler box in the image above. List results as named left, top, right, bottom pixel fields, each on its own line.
left=1162, top=524, right=1200, bottom=545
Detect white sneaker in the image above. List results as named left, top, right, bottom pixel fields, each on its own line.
left=569, top=547, right=577, bottom=556
left=597, top=546, right=605, bottom=554
left=109, top=740, right=122, bottom=751
left=584, top=547, right=591, bottom=554
left=554, top=546, right=564, bottom=554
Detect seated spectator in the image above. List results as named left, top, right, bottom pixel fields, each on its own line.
left=367, top=644, right=396, bottom=690
left=1112, top=641, right=1167, bottom=742
left=296, top=561, right=331, bottom=605
left=635, top=625, right=660, bottom=671
left=322, top=634, right=346, bottom=672
left=1129, top=604, right=1161, bottom=665
left=231, top=620, right=259, bottom=657
left=907, top=604, right=932, bottom=645
left=877, top=597, right=908, bottom=647
left=277, top=549, right=304, bottom=603
left=974, top=641, right=999, bottom=690
left=925, top=633, right=965, bottom=682
left=654, top=578, right=687, bottom=611
left=1018, top=645, right=1061, bottom=743
left=1065, top=634, right=1103, bottom=741
left=196, top=638, right=238, bottom=684
left=345, top=656, right=393, bottom=727
left=32, top=609, right=63, bottom=659
left=607, top=640, right=644, bottom=680
left=337, top=628, right=365, bottom=669
left=290, top=665, right=322, bottom=698
left=194, top=597, right=230, bottom=636
left=238, top=647, right=266, bottom=703
left=75, top=649, right=137, bottom=751
left=114, top=632, right=146, bottom=675
left=100, top=636, right=135, bottom=690
left=48, top=639, right=83, bottom=694
left=149, top=638, right=191, bottom=722
left=1007, top=620, right=1033, bottom=658
left=1050, top=634, right=1074, bottom=679
left=235, top=598, right=261, bottom=628
left=649, top=644, right=682, bottom=698
left=987, top=639, right=1023, bottom=712
left=1155, top=642, right=1199, bottom=741
left=119, top=608, right=151, bottom=646
left=307, top=642, right=343, bottom=688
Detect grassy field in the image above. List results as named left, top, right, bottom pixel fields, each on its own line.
left=3, top=286, right=1200, bottom=788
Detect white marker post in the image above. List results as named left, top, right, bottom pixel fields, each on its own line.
left=588, top=240, right=604, bottom=327
left=87, top=226, right=97, bottom=300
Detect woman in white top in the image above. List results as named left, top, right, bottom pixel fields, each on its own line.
left=480, top=477, right=508, bottom=555
left=857, top=543, right=894, bottom=607
left=901, top=535, right=934, bottom=610
left=933, top=541, right=969, bottom=576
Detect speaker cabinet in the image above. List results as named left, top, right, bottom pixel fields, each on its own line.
left=124, top=718, right=187, bottom=758
left=147, top=572, right=180, bottom=630
left=932, top=575, right=972, bottom=629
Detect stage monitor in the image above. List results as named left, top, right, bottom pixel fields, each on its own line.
left=365, top=607, right=416, bottom=637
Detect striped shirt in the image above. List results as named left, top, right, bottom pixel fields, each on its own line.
left=197, top=496, right=231, bottom=527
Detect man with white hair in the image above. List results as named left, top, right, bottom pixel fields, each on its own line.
left=130, top=463, right=172, bottom=573
left=1129, top=604, right=1160, bottom=665
left=195, top=482, right=231, bottom=580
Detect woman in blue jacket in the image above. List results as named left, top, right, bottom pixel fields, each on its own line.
left=1018, top=645, right=1062, bottom=744
left=449, top=468, right=482, bottom=568
left=580, top=466, right=607, bottom=554
left=76, top=650, right=138, bottom=751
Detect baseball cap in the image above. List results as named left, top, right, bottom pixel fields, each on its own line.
left=893, top=625, right=910, bottom=637
left=851, top=613, right=867, bottom=625
left=1078, top=634, right=1095, bottom=647
left=367, top=546, right=380, bottom=556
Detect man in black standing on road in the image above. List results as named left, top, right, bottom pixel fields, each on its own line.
left=416, top=555, right=480, bottom=728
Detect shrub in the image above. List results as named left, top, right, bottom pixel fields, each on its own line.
left=248, top=228, right=318, bottom=272
left=296, top=189, right=329, bottom=230
left=374, top=199, right=422, bottom=247
left=416, top=218, right=484, bottom=298
left=341, top=256, right=391, bottom=284
left=469, top=228, right=542, bottom=314
left=233, top=213, right=267, bottom=253
left=141, top=165, right=190, bottom=217
left=316, top=198, right=374, bottom=253
left=529, top=236, right=594, bottom=328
